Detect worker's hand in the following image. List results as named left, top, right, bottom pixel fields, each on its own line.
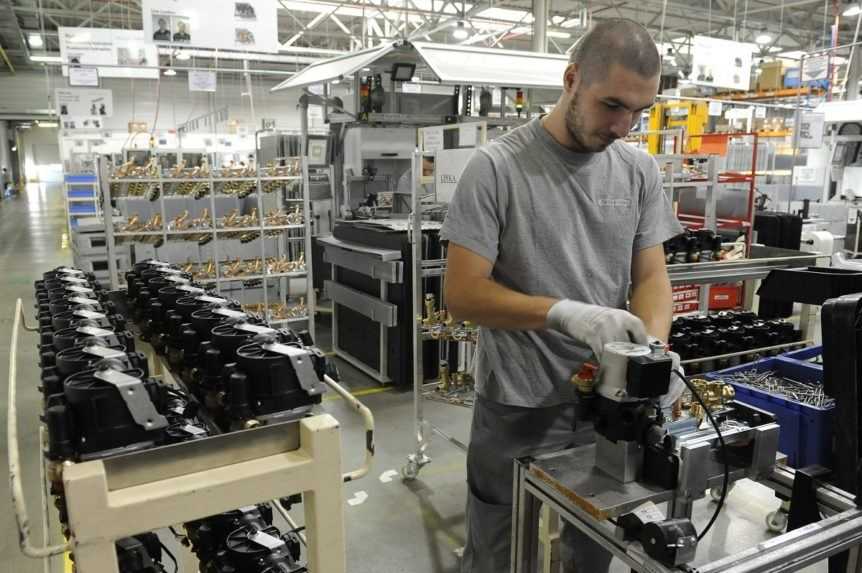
left=546, top=300, right=648, bottom=360
left=659, top=351, right=685, bottom=415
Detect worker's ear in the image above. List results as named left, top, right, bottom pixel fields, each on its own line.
left=563, top=63, right=581, bottom=95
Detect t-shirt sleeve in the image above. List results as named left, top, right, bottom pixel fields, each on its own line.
left=440, top=150, right=503, bottom=264
left=634, top=156, right=685, bottom=251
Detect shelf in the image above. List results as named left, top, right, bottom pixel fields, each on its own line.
left=113, top=224, right=304, bottom=237
left=269, top=316, right=310, bottom=325
left=110, top=175, right=301, bottom=184
left=67, top=197, right=98, bottom=203
left=197, top=271, right=307, bottom=284
left=667, top=245, right=826, bottom=286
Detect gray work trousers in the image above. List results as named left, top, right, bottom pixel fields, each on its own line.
left=461, top=395, right=614, bottom=573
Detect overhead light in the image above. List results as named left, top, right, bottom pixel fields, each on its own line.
left=164, top=67, right=177, bottom=76
left=755, top=33, right=773, bottom=45
left=11, top=145, right=17, bottom=152
left=452, top=21, right=469, bottom=40
left=29, top=54, right=62, bottom=63
left=844, top=3, right=862, bottom=16
left=330, top=79, right=340, bottom=85
left=175, top=51, right=191, bottom=61
left=28, top=33, right=44, bottom=48
left=362, top=67, right=371, bottom=71
left=37, top=122, right=58, bottom=128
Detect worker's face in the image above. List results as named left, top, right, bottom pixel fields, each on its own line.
left=563, top=63, right=659, bottom=152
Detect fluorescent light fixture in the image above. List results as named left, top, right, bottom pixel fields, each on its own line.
left=844, top=3, right=862, bottom=16
left=38, top=122, right=58, bottom=128
left=28, top=33, right=44, bottom=48
left=477, top=7, right=533, bottom=23
left=29, top=54, right=62, bottom=63
left=175, top=51, right=191, bottom=61
left=452, top=21, right=470, bottom=40
left=362, top=67, right=371, bottom=71
left=755, top=33, right=773, bottom=45
left=11, top=146, right=16, bottom=152
left=330, top=79, right=340, bottom=84
left=164, top=67, right=177, bottom=76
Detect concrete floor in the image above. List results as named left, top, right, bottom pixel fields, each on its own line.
left=0, top=183, right=828, bottom=572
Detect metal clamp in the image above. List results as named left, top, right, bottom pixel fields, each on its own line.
left=235, top=323, right=277, bottom=335
left=67, top=285, right=96, bottom=295
left=93, top=368, right=168, bottom=431
left=177, top=285, right=206, bottom=294
left=60, top=276, right=90, bottom=284
left=58, top=267, right=85, bottom=275
left=68, top=296, right=100, bottom=306
left=73, top=309, right=107, bottom=319
left=164, top=275, right=190, bottom=284
left=82, top=345, right=126, bottom=359
left=196, top=295, right=228, bottom=304
left=213, top=308, right=247, bottom=319
left=76, top=326, right=115, bottom=337
left=262, top=342, right=326, bottom=397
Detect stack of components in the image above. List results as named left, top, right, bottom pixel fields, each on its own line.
left=670, top=311, right=802, bottom=373
left=124, top=259, right=329, bottom=432
left=33, top=264, right=326, bottom=572
left=664, top=229, right=725, bottom=264
left=419, top=294, right=478, bottom=407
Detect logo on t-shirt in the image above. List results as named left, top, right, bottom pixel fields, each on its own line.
left=598, top=197, right=632, bottom=208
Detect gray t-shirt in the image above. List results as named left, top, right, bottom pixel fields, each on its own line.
left=441, top=118, right=683, bottom=407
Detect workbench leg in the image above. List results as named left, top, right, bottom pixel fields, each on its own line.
left=72, top=541, right=119, bottom=573
left=301, top=420, right=346, bottom=573
left=539, top=505, right=561, bottom=573
left=512, top=462, right=541, bottom=573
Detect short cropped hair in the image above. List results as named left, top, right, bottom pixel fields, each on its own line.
left=569, top=19, right=661, bottom=84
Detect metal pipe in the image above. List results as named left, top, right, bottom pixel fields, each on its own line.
left=7, top=298, right=71, bottom=559
left=531, top=0, right=548, bottom=53
left=322, top=374, right=375, bottom=483
left=0, top=44, right=15, bottom=74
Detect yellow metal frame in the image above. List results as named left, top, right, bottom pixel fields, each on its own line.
left=648, top=101, right=709, bottom=155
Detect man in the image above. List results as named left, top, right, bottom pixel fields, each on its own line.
left=441, top=19, right=685, bottom=573
left=153, top=18, right=171, bottom=41
left=173, top=21, right=191, bottom=43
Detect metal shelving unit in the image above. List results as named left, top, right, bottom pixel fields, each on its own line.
left=99, top=154, right=314, bottom=327
left=63, top=173, right=101, bottom=236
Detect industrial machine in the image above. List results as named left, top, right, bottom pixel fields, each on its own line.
left=648, top=101, right=709, bottom=155
left=514, top=340, right=781, bottom=569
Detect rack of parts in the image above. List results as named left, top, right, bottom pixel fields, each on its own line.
left=99, top=154, right=314, bottom=330
left=402, top=151, right=478, bottom=481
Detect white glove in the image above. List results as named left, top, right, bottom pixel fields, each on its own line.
left=546, top=299, right=648, bottom=360
left=659, top=350, right=686, bottom=416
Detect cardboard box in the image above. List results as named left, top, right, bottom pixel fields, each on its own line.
left=758, top=61, right=784, bottom=91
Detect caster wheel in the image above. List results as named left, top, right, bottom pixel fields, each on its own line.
left=710, top=482, right=735, bottom=502
left=766, top=510, right=788, bottom=532
left=401, top=461, right=419, bottom=481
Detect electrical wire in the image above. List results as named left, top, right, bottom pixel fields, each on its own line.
left=157, top=538, right=178, bottom=573
left=672, top=369, right=729, bottom=542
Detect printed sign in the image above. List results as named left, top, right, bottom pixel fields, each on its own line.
left=143, top=0, right=279, bottom=53
left=55, top=88, right=113, bottom=119
left=59, top=27, right=158, bottom=79
left=691, top=36, right=755, bottom=91
left=798, top=112, right=825, bottom=149
left=188, top=70, right=217, bottom=92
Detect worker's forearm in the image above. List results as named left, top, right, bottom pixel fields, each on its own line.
left=630, top=274, right=673, bottom=342
left=446, top=276, right=558, bottom=330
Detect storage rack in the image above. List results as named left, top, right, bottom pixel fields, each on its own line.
left=99, top=154, right=314, bottom=330
left=63, top=172, right=101, bottom=236
left=403, top=148, right=479, bottom=480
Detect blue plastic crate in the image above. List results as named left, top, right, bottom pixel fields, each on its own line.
left=705, top=357, right=832, bottom=468
left=64, top=174, right=97, bottom=184
left=782, top=345, right=823, bottom=368
left=69, top=204, right=97, bottom=215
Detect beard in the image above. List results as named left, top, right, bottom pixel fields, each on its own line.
left=564, top=90, right=613, bottom=153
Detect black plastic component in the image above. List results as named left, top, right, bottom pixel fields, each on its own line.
left=64, top=367, right=165, bottom=455
left=116, top=533, right=163, bottom=573
left=640, top=519, right=697, bottom=566
left=626, top=354, right=672, bottom=398
left=235, top=342, right=324, bottom=416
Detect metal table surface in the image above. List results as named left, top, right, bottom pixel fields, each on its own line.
left=512, top=445, right=862, bottom=573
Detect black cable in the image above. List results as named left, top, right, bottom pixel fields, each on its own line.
left=157, top=539, right=178, bottom=573
left=672, top=369, right=729, bottom=541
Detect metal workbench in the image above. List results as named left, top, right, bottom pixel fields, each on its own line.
left=512, top=446, right=862, bottom=573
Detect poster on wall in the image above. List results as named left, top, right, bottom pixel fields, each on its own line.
left=142, top=0, right=279, bottom=53
left=798, top=112, right=825, bottom=149
left=188, top=70, right=217, bottom=92
left=58, top=27, right=159, bottom=79
left=68, top=66, right=100, bottom=87
left=690, top=36, right=755, bottom=91
left=55, top=88, right=114, bottom=119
